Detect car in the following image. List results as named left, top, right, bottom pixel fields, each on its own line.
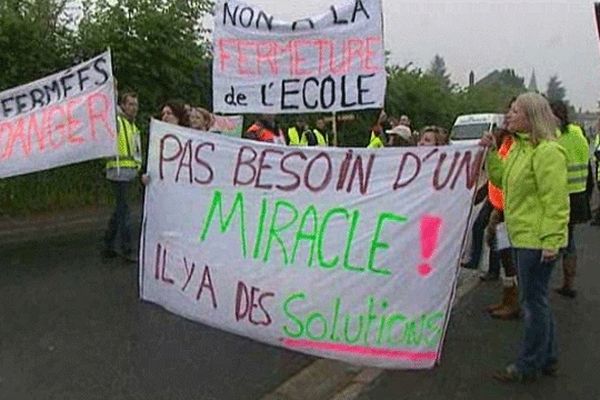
left=451, top=113, right=504, bottom=141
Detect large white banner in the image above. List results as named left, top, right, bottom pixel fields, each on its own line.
left=212, top=0, right=386, bottom=114
left=140, top=120, right=483, bottom=369
left=0, top=52, right=117, bottom=178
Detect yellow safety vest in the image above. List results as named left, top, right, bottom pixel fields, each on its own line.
left=367, top=131, right=384, bottom=149
left=287, top=127, right=301, bottom=146
left=312, top=129, right=328, bottom=146
left=106, top=115, right=142, bottom=170
left=557, top=124, right=589, bottom=194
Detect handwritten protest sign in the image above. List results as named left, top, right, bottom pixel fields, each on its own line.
left=0, top=52, right=116, bottom=179
left=212, top=0, right=386, bottom=114
left=140, top=120, right=482, bottom=369
left=211, top=115, right=244, bottom=137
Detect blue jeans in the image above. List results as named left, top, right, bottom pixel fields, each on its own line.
left=513, top=248, right=558, bottom=374
left=104, top=181, right=132, bottom=254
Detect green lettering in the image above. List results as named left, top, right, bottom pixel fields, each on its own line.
left=199, top=190, right=247, bottom=257
left=282, top=292, right=306, bottom=338
left=329, top=297, right=342, bottom=341
left=290, top=205, right=318, bottom=266
left=343, top=314, right=364, bottom=344
left=363, top=296, right=379, bottom=345
left=262, top=200, right=299, bottom=264
left=252, top=198, right=269, bottom=259
left=343, top=210, right=365, bottom=272
left=306, top=312, right=328, bottom=340
left=367, top=212, right=408, bottom=276
left=424, top=312, right=445, bottom=347
left=385, top=313, right=407, bottom=345
left=317, top=207, right=349, bottom=269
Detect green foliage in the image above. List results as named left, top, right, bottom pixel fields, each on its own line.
left=0, top=0, right=74, bottom=91
left=427, top=54, right=452, bottom=91
left=76, top=0, right=213, bottom=125
left=546, top=75, right=566, bottom=103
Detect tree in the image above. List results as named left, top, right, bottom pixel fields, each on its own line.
left=77, top=0, right=213, bottom=126
left=0, top=0, right=75, bottom=91
left=427, top=54, right=452, bottom=90
left=546, top=75, right=566, bottom=103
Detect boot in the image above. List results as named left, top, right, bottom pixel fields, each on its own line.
left=491, top=277, right=520, bottom=320
left=486, top=283, right=509, bottom=313
left=555, top=257, right=577, bottom=298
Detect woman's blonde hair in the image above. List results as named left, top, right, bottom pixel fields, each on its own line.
left=515, top=92, right=558, bottom=145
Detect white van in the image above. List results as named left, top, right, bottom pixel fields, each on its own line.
left=451, top=113, right=504, bottom=141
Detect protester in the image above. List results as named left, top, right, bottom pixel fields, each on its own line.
left=102, top=91, right=143, bottom=263
left=286, top=117, right=310, bottom=146
left=418, top=126, right=449, bottom=146
left=367, top=110, right=387, bottom=148
left=189, top=107, right=214, bottom=131
left=244, top=115, right=285, bottom=144
left=314, top=118, right=331, bottom=146
left=399, top=114, right=412, bottom=129
left=482, top=125, right=520, bottom=320
left=160, top=100, right=190, bottom=127
left=591, top=118, right=600, bottom=225
left=551, top=100, right=592, bottom=298
left=386, top=125, right=415, bottom=147
left=482, top=92, right=569, bottom=382
left=301, top=119, right=329, bottom=147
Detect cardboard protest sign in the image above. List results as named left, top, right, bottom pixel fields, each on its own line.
left=0, top=51, right=117, bottom=179
left=211, top=115, right=244, bottom=137
left=212, top=0, right=386, bottom=114
left=140, top=120, right=482, bottom=369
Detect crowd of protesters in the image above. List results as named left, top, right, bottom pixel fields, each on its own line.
left=102, top=87, right=599, bottom=384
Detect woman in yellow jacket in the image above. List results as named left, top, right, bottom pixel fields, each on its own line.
left=481, top=92, right=569, bottom=382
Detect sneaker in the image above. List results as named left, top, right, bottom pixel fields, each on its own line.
left=493, top=364, right=537, bottom=383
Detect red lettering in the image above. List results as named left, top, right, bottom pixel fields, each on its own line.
left=159, top=134, right=183, bottom=180
left=256, top=41, right=278, bottom=75
left=86, top=92, right=114, bottom=140
left=45, top=104, right=67, bottom=149
left=237, top=40, right=254, bottom=76
left=27, top=112, right=46, bottom=152
left=218, top=38, right=234, bottom=73
left=277, top=151, right=306, bottom=191
left=1, top=118, right=30, bottom=160
left=364, top=37, right=381, bottom=73
left=233, top=146, right=258, bottom=186
left=255, top=149, right=284, bottom=190
left=196, top=265, right=217, bottom=309
left=66, top=97, right=84, bottom=144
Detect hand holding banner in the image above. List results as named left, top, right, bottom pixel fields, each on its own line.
left=140, top=120, right=483, bottom=369
left=0, top=51, right=117, bottom=178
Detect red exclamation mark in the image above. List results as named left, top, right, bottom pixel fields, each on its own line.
left=418, top=215, right=442, bottom=277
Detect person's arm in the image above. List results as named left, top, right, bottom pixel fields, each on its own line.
left=533, top=144, right=570, bottom=252
left=485, top=151, right=504, bottom=188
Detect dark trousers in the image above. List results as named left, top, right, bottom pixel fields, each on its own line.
left=466, top=200, right=493, bottom=268
left=104, top=181, right=132, bottom=254
left=513, top=248, right=558, bottom=374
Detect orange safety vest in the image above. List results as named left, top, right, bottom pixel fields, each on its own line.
left=488, top=136, right=514, bottom=211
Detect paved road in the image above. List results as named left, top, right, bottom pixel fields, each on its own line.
left=0, top=227, right=313, bottom=400
left=358, top=224, right=600, bottom=399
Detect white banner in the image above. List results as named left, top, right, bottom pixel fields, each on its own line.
left=0, top=51, right=117, bottom=178
left=140, top=120, right=483, bottom=369
left=212, top=0, right=386, bottom=114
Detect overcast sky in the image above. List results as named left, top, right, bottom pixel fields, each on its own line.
left=236, top=0, right=600, bottom=111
